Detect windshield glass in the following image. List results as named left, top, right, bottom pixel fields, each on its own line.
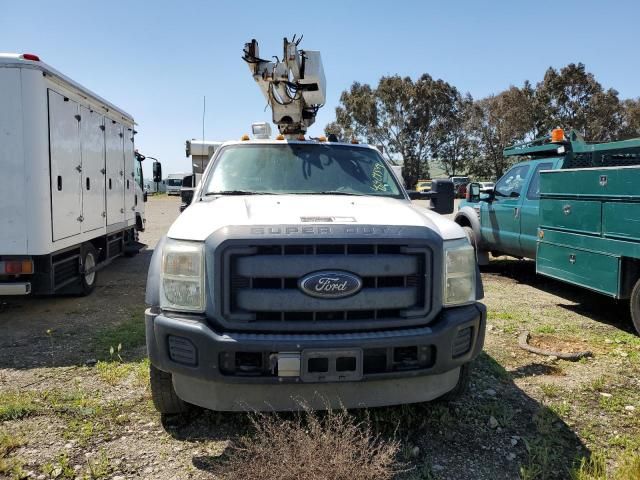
left=203, top=144, right=403, bottom=198
left=167, top=179, right=182, bottom=187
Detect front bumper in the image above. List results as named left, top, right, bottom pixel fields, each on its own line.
left=146, top=303, right=486, bottom=411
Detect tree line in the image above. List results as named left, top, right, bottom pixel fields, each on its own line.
left=325, top=63, right=640, bottom=186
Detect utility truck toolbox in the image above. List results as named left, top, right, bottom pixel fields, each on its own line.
left=145, top=37, right=486, bottom=413
left=457, top=128, right=640, bottom=334
left=0, top=53, right=151, bottom=295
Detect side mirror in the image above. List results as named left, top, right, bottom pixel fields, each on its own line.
left=182, top=174, right=195, bottom=188
left=143, top=191, right=148, bottom=202
left=468, top=182, right=481, bottom=202
left=152, top=161, right=162, bottom=182
left=428, top=179, right=454, bottom=215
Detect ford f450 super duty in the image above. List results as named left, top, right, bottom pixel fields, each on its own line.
left=144, top=37, right=486, bottom=412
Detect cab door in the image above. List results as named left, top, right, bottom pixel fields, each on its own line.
left=481, top=163, right=530, bottom=256
left=518, top=160, right=557, bottom=259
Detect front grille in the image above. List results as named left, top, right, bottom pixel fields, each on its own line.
left=220, top=242, right=432, bottom=331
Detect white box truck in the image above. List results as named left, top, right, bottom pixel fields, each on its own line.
left=0, top=53, right=151, bottom=296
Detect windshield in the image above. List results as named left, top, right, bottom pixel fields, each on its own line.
left=167, top=179, right=182, bottom=187
left=203, top=144, right=404, bottom=198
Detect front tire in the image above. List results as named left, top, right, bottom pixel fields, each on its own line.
left=631, top=278, right=640, bottom=335
left=437, top=363, right=471, bottom=402
left=150, top=364, right=188, bottom=414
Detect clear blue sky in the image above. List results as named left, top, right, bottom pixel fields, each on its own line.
left=3, top=0, right=639, bottom=175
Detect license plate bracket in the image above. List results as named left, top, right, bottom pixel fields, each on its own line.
left=301, top=348, right=363, bottom=382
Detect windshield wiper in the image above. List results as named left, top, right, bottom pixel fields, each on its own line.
left=204, top=190, right=273, bottom=196
left=290, top=191, right=366, bottom=196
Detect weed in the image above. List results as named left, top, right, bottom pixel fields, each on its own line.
left=63, top=419, right=99, bottom=447
left=540, top=383, right=565, bottom=398
left=478, top=401, right=515, bottom=428
left=534, top=324, right=557, bottom=335
left=488, top=311, right=517, bottom=321
left=616, top=451, right=640, bottom=479
left=92, top=311, right=146, bottom=359
left=0, top=431, right=23, bottom=457
left=571, top=451, right=607, bottom=480
left=549, top=401, right=571, bottom=417
left=96, top=358, right=149, bottom=386
left=520, top=406, right=578, bottom=479
left=0, top=430, right=25, bottom=478
left=598, top=394, right=625, bottom=414
left=42, top=452, right=74, bottom=479
left=221, top=407, right=401, bottom=480
left=0, top=392, right=38, bottom=421
left=586, top=376, right=607, bottom=392
left=86, top=449, right=113, bottom=479
left=45, top=389, right=103, bottom=417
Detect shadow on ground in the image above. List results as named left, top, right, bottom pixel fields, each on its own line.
left=483, top=258, right=633, bottom=333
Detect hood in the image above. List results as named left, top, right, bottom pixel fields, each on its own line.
left=167, top=195, right=465, bottom=241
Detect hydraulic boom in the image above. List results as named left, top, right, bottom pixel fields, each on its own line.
left=243, top=36, right=326, bottom=136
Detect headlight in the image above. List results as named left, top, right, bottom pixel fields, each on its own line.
left=160, top=238, right=205, bottom=312
left=443, top=238, right=476, bottom=307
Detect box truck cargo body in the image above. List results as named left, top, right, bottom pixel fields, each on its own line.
left=0, top=53, right=144, bottom=296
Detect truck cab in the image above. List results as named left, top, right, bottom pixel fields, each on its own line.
left=456, top=156, right=563, bottom=262
left=165, top=173, right=187, bottom=196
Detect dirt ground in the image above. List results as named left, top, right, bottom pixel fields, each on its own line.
left=1, top=195, right=639, bottom=479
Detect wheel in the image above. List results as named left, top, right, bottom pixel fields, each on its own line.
left=79, top=244, right=98, bottom=296
left=631, top=278, right=640, bottom=335
left=462, top=226, right=476, bottom=250
left=150, top=364, right=188, bottom=414
left=437, top=363, right=471, bottom=402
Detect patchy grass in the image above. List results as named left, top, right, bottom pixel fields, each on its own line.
left=86, top=449, right=115, bottom=479
left=0, top=391, right=39, bottom=421
left=572, top=449, right=640, bottom=480
left=92, top=311, right=146, bottom=360
left=220, top=408, right=401, bottom=480
left=0, top=430, right=25, bottom=478
left=540, top=383, right=566, bottom=398
left=42, top=452, right=75, bottom=479
left=96, top=358, right=149, bottom=386
left=533, top=324, right=558, bottom=335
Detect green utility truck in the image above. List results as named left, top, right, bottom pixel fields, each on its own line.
left=456, top=130, right=640, bottom=334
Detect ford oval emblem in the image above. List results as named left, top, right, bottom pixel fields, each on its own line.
left=299, top=271, right=363, bottom=299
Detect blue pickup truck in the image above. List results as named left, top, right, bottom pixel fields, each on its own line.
left=455, top=129, right=640, bottom=334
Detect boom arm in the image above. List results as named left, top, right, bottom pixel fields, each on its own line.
left=243, top=36, right=326, bottom=135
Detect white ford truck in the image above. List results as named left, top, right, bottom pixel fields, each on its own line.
left=144, top=38, right=486, bottom=413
